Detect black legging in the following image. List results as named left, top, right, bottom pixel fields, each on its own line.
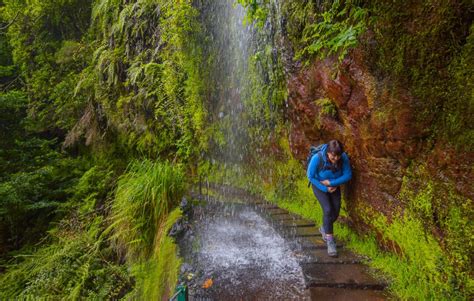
left=312, top=184, right=341, bottom=234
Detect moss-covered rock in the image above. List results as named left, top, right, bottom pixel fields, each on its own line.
left=280, top=1, right=473, bottom=298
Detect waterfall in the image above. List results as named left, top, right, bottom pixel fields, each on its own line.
left=198, top=0, right=285, bottom=167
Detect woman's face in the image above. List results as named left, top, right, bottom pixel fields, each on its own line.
left=327, top=152, right=340, bottom=164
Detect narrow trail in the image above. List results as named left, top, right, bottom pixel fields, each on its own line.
left=256, top=204, right=388, bottom=300
left=178, top=185, right=388, bottom=300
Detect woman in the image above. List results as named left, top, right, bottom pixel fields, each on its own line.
left=306, top=140, right=352, bottom=257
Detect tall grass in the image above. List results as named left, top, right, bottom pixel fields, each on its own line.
left=107, top=160, right=185, bottom=299
left=108, top=160, right=185, bottom=262
left=125, top=208, right=183, bottom=300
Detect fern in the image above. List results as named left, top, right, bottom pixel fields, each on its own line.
left=107, top=160, right=185, bottom=261
left=283, top=0, right=368, bottom=63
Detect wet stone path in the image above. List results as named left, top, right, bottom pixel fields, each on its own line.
left=257, top=204, right=388, bottom=300
left=177, top=185, right=388, bottom=300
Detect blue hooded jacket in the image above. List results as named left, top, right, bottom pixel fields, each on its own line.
left=306, top=144, right=352, bottom=192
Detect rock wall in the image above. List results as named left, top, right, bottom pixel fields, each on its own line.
left=286, top=47, right=473, bottom=226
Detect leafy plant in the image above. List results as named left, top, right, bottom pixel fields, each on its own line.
left=0, top=216, right=132, bottom=300
left=315, top=98, right=337, bottom=117
left=125, top=208, right=183, bottom=300
left=108, top=160, right=185, bottom=261
left=237, top=0, right=269, bottom=28
left=283, top=0, right=368, bottom=63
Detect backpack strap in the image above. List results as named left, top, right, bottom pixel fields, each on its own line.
left=308, top=151, right=325, bottom=188
left=317, top=152, right=324, bottom=172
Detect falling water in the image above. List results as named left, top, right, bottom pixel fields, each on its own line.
left=176, top=1, right=310, bottom=299
left=197, top=0, right=252, bottom=163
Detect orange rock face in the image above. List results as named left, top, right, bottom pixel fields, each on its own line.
left=286, top=50, right=473, bottom=221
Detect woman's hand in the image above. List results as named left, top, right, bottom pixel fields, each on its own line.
left=320, top=180, right=331, bottom=186
left=328, top=187, right=337, bottom=193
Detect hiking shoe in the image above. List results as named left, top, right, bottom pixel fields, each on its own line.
left=327, top=239, right=338, bottom=257
left=319, top=227, right=327, bottom=242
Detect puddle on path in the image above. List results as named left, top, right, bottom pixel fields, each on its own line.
left=178, top=200, right=311, bottom=300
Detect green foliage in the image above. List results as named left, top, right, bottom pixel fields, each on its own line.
left=243, top=46, right=286, bottom=150
left=237, top=0, right=269, bottom=28
left=282, top=0, right=368, bottom=63
left=126, top=208, right=182, bottom=300
left=1, top=0, right=93, bottom=132
left=85, top=0, right=208, bottom=159
left=0, top=156, right=184, bottom=300
left=65, top=164, right=115, bottom=215
left=0, top=27, right=16, bottom=82
left=0, top=90, right=28, bottom=164
left=314, top=98, right=337, bottom=128
left=367, top=1, right=473, bottom=150
left=1, top=0, right=209, bottom=159
left=108, top=160, right=185, bottom=261
left=299, top=0, right=367, bottom=62
left=0, top=216, right=132, bottom=300
left=0, top=152, right=92, bottom=249
left=0, top=163, right=131, bottom=300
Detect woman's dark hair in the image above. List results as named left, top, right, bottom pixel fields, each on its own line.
left=327, top=140, right=344, bottom=170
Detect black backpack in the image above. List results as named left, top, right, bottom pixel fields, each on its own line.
left=306, top=144, right=325, bottom=187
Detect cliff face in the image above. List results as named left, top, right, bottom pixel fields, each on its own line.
left=283, top=1, right=473, bottom=243
left=287, top=50, right=473, bottom=219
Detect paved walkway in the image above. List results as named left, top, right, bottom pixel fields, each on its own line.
left=209, top=184, right=389, bottom=300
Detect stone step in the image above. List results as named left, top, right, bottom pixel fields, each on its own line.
left=303, top=248, right=367, bottom=264
left=256, top=203, right=279, bottom=209
left=303, top=264, right=387, bottom=290
left=281, top=225, right=318, bottom=233
left=277, top=219, right=317, bottom=228
left=266, top=213, right=309, bottom=223
left=294, top=233, right=321, bottom=238
left=299, top=242, right=344, bottom=250
left=271, top=216, right=315, bottom=225
left=266, top=208, right=290, bottom=215
left=301, top=236, right=344, bottom=247
left=271, top=217, right=300, bottom=221
left=309, top=287, right=388, bottom=301
left=288, top=241, right=326, bottom=251
left=292, top=226, right=320, bottom=236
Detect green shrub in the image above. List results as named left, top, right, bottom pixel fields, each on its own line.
left=108, top=160, right=185, bottom=261
left=125, top=208, right=183, bottom=300
left=0, top=216, right=132, bottom=300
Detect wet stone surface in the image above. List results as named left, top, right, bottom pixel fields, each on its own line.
left=176, top=193, right=388, bottom=300
left=177, top=201, right=311, bottom=300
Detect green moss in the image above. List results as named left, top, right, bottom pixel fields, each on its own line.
left=367, top=1, right=473, bottom=151
left=314, top=98, right=338, bottom=129
left=127, top=208, right=182, bottom=300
